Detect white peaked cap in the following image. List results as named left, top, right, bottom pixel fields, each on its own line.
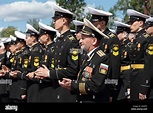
left=127, top=9, right=150, bottom=19
left=73, top=20, right=84, bottom=26
left=38, top=22, right=57, bottom=32
left=2, top=38, right=11, bottom=44
left=114, top=21, right=130, bottom=28
left=26, top=23, right=39, bottom=34
left=52, top=3, right=75, bottom=16
left=87, top=7, right=112, bottom=16
left=146, top=17, right=153, bottom=22
left=15, top=31, right=26, bottom=40
left=0, top=41, right=4, bottom=47
left=9, top=35, right=16, bottom=41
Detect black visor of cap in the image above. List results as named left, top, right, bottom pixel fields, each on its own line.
left=26, top=29, right=38, bottom=36
left=116, top=26, right=130, bottom=34
left=76, top=25, right=83, bottom=33
left=16, top=38, right=25, bottom=43
left=127, top=16, right=146, bottom=24
left=52, top=11, right=73, bottom=19
left=10, top=41, right=16, bottom=45
left=90, top=14, right=108, bottom=22
left=81, top=25, right=102, bottom=40
left=144, top=21, right=153, bottom=28
left=39, top=29, right=56, bottom=38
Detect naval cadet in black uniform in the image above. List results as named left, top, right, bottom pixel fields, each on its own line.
left=59, top=18, right=110, bottom=103
left=139, top=17, right=153, bottom=103
left=8, top=31, right=29, bottom=103
left=87, top=7, right=121, bottom=102
left=25, top=23, right=43, bottom=102
left=2, top=36, right=18, bottom=103
left=0, top=41, right=10, bottom=103
left=36, top=22, right=56, bottom=102
left=114, top=21, right=131, bottom=102
left=0, top=38, right=14, bottom=103
left=126, top=9, right=150, bottom=102
left=35, top=4, right=80, bottom=102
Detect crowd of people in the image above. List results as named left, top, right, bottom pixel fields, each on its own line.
left=0, top=3, right=153, bottom=103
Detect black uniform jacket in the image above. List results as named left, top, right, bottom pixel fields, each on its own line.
left=71, top=47, right=110, bottom=103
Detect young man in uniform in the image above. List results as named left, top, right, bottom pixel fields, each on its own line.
left=139, top=17, right=153, bottom=103
left=37, top=22, right=57, bottom=102
left=126, top=9, right=150, bottom=102
left=35, top=4, right=80, bottom=102
left=114, top=21, right=131, bottom=102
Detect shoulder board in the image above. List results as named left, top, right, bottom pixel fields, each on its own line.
left=143, top=33, right=150, bottom=38
left=23, top=49, right=28, bottom=55
left=68, top=35, right=75, bottom=41
left=17, top=54, right=21, bottom=58
left=96, top=50, right=105, bottom=57
left=108, top=33, right=116, bottom=38
left=32, top=47, right=39, bottom=52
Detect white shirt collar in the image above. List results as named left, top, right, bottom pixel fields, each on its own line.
left=87, top=46, right=99, bottom=57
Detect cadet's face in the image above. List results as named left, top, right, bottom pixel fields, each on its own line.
left=0, top=46, right=5, bottom=54
left=16, top=42, right=23, bottom=50
left=25, top=35, right=33, bottom=46
left=39, top=34, right=48, bottom=44
left=92, top=21, right=102, bottom=30
left=79, top=34, right=93, bottom=52
left=5, top=45, right=10, bottom=51
left=117, top=31, right=127, bottom=41
left=130, top=21, right=141, bottom=32
left=146, top=26, right=153, bottom=35
left=9, top=44, right=16, bottom=53
left=53, top=17, right=63, bottom=31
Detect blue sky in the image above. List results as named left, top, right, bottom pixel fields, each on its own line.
left=0, top=0, right=118, bottom=32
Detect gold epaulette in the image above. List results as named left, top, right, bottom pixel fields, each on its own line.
left=96, top=50, right=105, bottom=57
left=108, top=33, right=116, bottom=38
left=32, top=47, right=39, bottom=52
left=32, top=47, right=42, bottom=53
left=68, top=35, right=75, bottom=41
left=143, top=33, right=150, bottom=38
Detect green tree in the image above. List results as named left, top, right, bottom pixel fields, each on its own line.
left=27, top=18, right=39, bottom=31
left=56, top=0, right=86, bottom=20
left=55, top=0, right=86, bottom=30
left=0, top=26, right=17, bottom=38
left=144, top=0, right=153, bottom=16
left=112, top=0, right=153, bottom=21
left=111, top=0, right=153, bottom=22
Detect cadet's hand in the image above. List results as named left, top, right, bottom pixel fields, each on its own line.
left=127, top=88, right=130, bottom=99
left=139, top=93, right=147, bottom=100
left=26, top=72, right=35, bottom=80
left=35, top=65, right=49, bottom=78
left=2, top=65, right=10, bottom=72
left=21, top=95, right=26, bottom=99
left=10, top=71, right=17, bottom=78
left=58, top=78, right=72, bottom=90
left=0, top=70, right=6, bottom=76
left=9, top=70, right=21, bottom=78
